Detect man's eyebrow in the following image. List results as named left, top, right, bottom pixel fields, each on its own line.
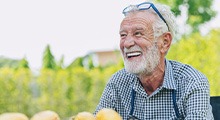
left=119, top=27, right=144, bottom=33
left=119, top=29, right=126, bottom=33
left=135, top=27, right=144, bottom=30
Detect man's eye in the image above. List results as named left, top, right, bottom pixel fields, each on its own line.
left=134, top=32, right=142, bottom=36
left=120, top=33, right=127, bottom=38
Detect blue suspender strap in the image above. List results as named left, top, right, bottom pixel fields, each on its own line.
left=129, top=89, right=136, bottom=115
left=172, top=90, right=181, bottom=119
left=128, top=88, right=141, bottom=120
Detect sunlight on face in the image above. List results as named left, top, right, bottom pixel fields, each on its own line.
left=124, top=43, right=160, bottom=75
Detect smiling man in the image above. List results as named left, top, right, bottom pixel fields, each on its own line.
left=95, top=1, right=213, bottom=120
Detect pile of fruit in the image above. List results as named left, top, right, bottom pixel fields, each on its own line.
left=73, top=108, right=122, bottom=120
left=0, top=108, right=122, bottom=120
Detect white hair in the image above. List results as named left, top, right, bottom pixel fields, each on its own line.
left=124, top=2, right=177, bottom=40
left=152, top=3, right=177, bottom=39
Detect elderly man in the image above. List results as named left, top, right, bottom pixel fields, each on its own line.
left=95, top=1, right=213, bottom=120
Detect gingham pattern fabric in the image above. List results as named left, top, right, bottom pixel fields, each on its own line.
left=94, top=59, right=214, bottom=120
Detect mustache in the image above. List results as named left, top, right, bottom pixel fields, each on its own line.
left=124, top=45, right=143, bottom=53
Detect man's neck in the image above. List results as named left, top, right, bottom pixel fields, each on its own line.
left=138, top=64, right=165, bottom=95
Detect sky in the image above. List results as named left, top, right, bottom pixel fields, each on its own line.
left=0, top=0, right=220, bottom=70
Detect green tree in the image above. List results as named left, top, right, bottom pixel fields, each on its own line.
left=155, top=0, right=216, bottom=32
left=67, top=57, right=84, bottom=69
left=17, top=57, right=29, bottom=69
left=42, top=45, right=56, bottom=70
left=57, top=55, right=65, bottom=69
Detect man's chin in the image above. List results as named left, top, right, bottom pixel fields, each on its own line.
left=125, top=66, right=142, bottom=75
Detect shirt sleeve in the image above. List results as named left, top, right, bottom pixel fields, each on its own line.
left=184, top=78, right=214, bottom=120
left=94, top=82, right=117, bottom=115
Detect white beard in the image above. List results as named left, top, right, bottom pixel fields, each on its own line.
left=123, top=44, right=160, bottom=75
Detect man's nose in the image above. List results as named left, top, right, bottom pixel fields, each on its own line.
left=124, top=36, right=135, bottom=49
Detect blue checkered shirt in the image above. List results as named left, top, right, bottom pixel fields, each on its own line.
left=95, top=59, right=213, bottom=120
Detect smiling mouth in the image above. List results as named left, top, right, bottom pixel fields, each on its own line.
left=126, top=52, right=142, bottom=58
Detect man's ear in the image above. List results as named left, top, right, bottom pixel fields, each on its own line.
left=161, top=32, right=172, bottom=53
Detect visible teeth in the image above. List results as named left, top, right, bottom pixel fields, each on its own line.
left=127, top=52, right=141, bottom=57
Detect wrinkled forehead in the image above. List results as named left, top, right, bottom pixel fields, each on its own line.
left=120, top=11, right=156, bottom=28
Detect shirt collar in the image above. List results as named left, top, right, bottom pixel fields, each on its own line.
left=162, top=59, right=177, bottom=90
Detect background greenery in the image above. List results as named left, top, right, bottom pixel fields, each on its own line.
left=0, top=0, right=219, bottom=119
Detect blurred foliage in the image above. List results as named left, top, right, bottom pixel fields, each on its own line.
left=0, top=56, right=19, bottom=68
left=0, top=29, right=219, bottom=119
left=17, top=57, right=29, bottom=69
left=56, top=55, right=65, bottom=69
left=42, top=45, right=57, bottom=70
left=0, top=58, right=123, bottom=119
left=67, top=57, right=84, bottom=69
left=155, top=0, right=216, bottom=32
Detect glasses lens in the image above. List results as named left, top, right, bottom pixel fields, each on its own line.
left=123, top=5, right=137, bottom=14
left=138, top=3, right=151, bottom=10
left=123, top=3, right=152, bottom=15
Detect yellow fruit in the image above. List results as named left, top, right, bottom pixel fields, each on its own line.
left=96, top=108, right=122, bottom=120
left=30, top=110, right=60, bottom=120
left=0, top=113, right=28, bottom=120
left=73, top=112, right=95, bottom=120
